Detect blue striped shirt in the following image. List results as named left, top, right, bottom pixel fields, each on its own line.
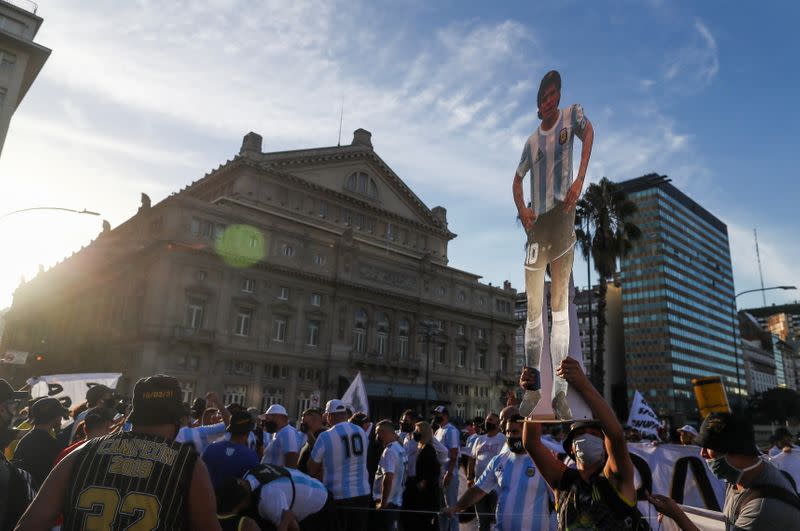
left=310, top=422, right=369, bottom=499
left=262, top=424, right=301, bottom=466
left=516, top=104, right=588, bottom=216
left=475, top=451, right=552, bottom=531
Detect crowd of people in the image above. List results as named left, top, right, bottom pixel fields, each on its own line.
left=2, top=357, right=800, bottom=530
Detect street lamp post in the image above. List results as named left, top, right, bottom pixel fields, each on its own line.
left=1, top=207, right=101, bottom=220
left=419, top=319, right=438, bottom=414
left=730, top=285, right=797, bottom=411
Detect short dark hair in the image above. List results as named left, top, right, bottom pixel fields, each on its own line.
left=302, top=408, right=322, bottom=418
left=537, top=70, right=562, bottom=118
left=376, top=419, right=395, bottom=433
left=696, top=413, right=759, bottom=456
left=401, top=409, right=416, bottom=420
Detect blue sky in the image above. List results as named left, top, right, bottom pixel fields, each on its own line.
left=0, top=0, right=797, bottom=311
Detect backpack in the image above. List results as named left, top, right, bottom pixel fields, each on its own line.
left=732, top=483, right=800, bottom=522
left=247, top=464, right=296, bottom=509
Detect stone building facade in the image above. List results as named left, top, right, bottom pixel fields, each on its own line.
left=1, top=129, right=518, bottom=422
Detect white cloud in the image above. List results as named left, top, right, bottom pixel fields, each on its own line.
left=663, top=18, right=720, bottom=87
left=0, top=2, right=773, bottom=310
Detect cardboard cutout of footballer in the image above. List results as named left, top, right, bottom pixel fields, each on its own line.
left=513, top=70, right=595, bottom=421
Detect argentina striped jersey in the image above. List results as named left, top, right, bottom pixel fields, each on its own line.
left=310, top=422, right=369, bottom=499
left=475, top=450, right=552, bottom=531
left=372, top=441, right=408, bottom=506
left=516, top=104, right=588, bottom=216
left=262, top=424, right=301, bottom=466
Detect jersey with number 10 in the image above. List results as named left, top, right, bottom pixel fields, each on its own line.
left=516, top=104, right=588, bottom=216
left=310, top=422, right=369, bottom=499
left=62, top=431, right=197, bottom=531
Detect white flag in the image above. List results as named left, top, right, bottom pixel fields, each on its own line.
left=341, top=372, right=369, bottom=417
left=627, top=390, right=660, bottom=439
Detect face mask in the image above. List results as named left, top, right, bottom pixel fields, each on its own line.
left=573, top=434, right=605, bottom=466
left=299, top=422, right=309, bottom=433
left=485, top=422, right=497, bottom=433
left=400, top=422, right=413, bottom=433
left=706, top=455, right=761, bottom=484
left=507, top=437, right=525, bottom=454
left=264, top=421, right=278, bottom=433
left=412, top=432, right=422, bottom=442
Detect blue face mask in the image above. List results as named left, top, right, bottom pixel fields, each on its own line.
left=706, top=455, right=761, bottom=484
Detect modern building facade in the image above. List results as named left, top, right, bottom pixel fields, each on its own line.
left=743, top=303, right=800, bottom=345
left=0, top=0, right=50, bottom=156
left=617, top=174, right=738, bottom=418
left=0, top=129, right=519, bottom=422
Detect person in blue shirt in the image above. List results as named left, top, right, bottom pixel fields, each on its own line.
left=202, top=410, right=260, bottom=489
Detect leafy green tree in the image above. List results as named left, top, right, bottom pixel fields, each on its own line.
left=748, top=387, right=800, bottom=424
left=575, top=177, right=641, bottom=393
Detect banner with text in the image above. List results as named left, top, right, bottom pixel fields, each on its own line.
left=627, top=390, right=661, bottom=439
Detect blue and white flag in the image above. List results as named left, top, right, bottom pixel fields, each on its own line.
left=341, top=371, right=369, bottom=417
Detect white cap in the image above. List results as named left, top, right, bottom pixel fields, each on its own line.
left=325, top=399, right=347, bottom=414
left=264, top=404, right=287, bottom=416
left=677, top=425, right=699, bottom=437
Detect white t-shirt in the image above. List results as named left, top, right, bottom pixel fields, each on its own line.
left=373, top=441, right=408, bottom=507
left=472, top=432, right=507, bottom=479
left=770, top=449, right=800, bottom=488
left=246, top=468, right=328, bottom=526
left=398, top=431, right=418, bottom=477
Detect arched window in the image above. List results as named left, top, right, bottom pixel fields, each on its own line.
left=376, top=312, right=390, bottom=356
left=398, top=318, right=410, bottom=359
left=344, top=172, right=379, bottom=200
left=353, top=309, right=368, bottom=353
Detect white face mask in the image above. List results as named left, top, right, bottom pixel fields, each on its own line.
left=573, top=433, right=605, bottom=466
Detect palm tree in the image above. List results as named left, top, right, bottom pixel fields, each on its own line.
left=575, top=177, right=642, bottom=394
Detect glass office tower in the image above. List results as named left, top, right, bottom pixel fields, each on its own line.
left=618, top=174, right=738, bottom=418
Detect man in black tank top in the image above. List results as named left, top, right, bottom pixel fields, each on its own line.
left=15, top=375, right=221, bottom=531
left=522, top=358, right=648, bottom=530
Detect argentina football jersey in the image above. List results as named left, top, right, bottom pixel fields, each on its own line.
left=516, top=104, right=588, bottom=216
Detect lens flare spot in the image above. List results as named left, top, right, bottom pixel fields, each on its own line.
left=215, top=224, right=267, bottom=268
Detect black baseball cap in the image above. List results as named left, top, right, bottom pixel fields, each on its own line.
left=127, top=375, right=184, bottom=425
left=29, top=397, right=69, bottom=423
left=0, top=379, right=28, bottom=403
left=227, top=411, right=255, bottom=434
left=695, top=412, right=759, bottom=456
left=562, top=420, right=603, bottom=455
left=85, top=385, right=112, bottom=405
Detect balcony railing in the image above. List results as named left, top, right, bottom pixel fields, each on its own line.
left=172, top=326, right=215, bottom=343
